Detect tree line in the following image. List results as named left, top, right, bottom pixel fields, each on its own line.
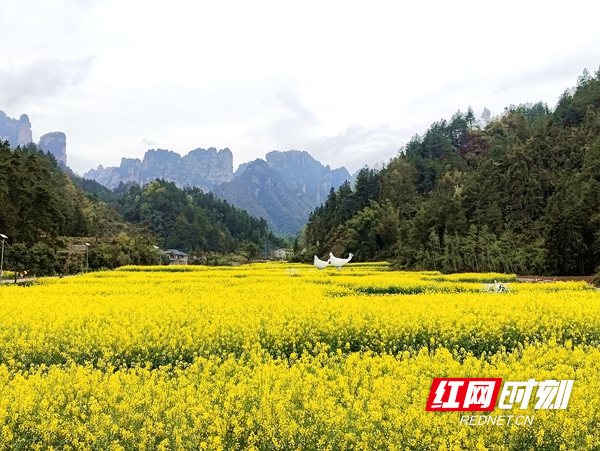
left=0, top=142, right=286, bottom=278
left=301, top=68, right=600, bottom=276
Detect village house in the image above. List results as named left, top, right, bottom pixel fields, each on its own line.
left=271, top=248, right=293, bottom=260
left=165, top=249, right=188, bottom=265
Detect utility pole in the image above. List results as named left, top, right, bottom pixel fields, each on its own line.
left=85, top=243, right=90, bottom=273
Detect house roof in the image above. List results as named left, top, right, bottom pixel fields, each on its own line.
left=165, top=249, right=188, bottom=256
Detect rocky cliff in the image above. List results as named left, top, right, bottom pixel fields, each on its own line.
left=38, top=132, right=67, bottom=168
left=174, top=147, right=233, bottom=188
left=0, top=111, right=32, bottom=147
left=84, top=147, right=234, bottom=191
left=265, top=150, right=352, bottom=206
left=85, top=158, right=141, bottom=189
left=1, top=111, right=69, bottom=168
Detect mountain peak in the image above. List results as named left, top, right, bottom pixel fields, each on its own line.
left=0, top=110, right=33, bottom=147
left=85, top=147, right=234, bottom=191
left=38, top=132, right=67, bottom=168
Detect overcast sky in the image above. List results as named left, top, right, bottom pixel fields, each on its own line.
left=1, top=0, right=599, bottom=175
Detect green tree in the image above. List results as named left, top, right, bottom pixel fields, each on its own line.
left=5, top=243, right=31, bottom=282
left=241, top=241, right=260, bottom=260
left=29, top=242, right=60, bottom=276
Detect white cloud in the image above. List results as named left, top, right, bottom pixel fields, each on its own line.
left=0, top=58, right=94, bottom=107
left=308, top=124, right=402, bottom=173
left=141, top=137, right=158, bottom=147
left=1, top=0, right=599, bottom=175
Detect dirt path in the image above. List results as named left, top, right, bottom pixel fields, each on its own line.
left=0, top=277, right=37, bottom=285
left=0, top=275, right=78, bottom=285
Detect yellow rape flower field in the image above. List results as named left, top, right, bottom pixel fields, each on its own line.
left=0, top=262, right=599, bottom=450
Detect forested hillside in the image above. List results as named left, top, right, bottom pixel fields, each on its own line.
left=303, top=69, right=600, bottom=276
left=0, top=142, right=285, bottom=276
left=0, top=141, right=156, bottom=275
left=116, top=180, right=284, bottom=254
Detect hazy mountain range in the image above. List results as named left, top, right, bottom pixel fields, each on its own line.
left=84, top=147, right=234, bottom=193
left=2, top=110, right=354, bottom=234
left=84, top=148, right=353, bottom=234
